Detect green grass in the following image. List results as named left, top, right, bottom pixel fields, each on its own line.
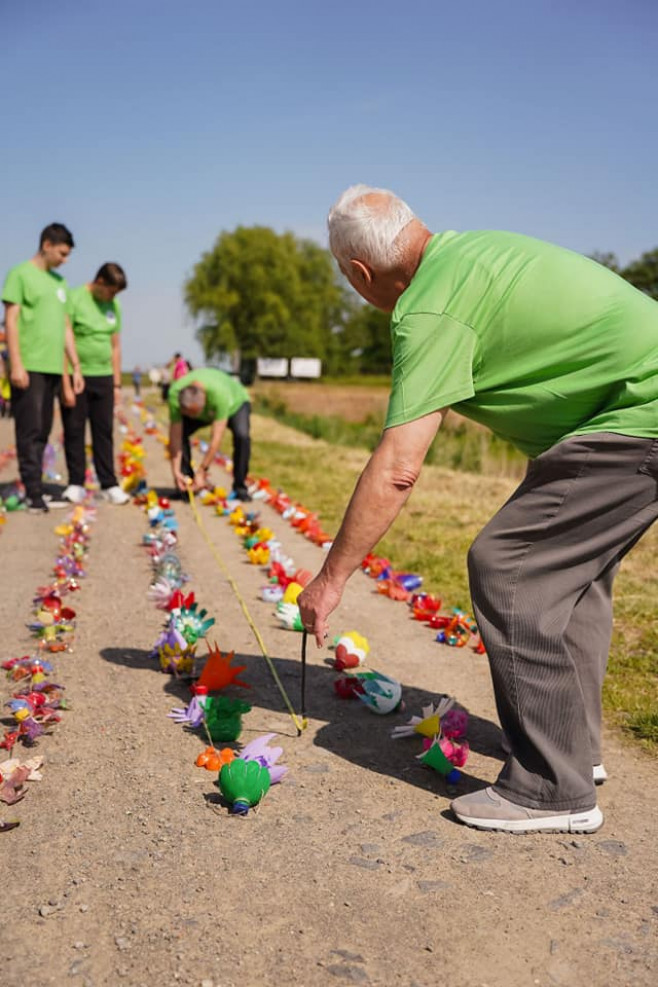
left=254, top=394, right=528, bottom=478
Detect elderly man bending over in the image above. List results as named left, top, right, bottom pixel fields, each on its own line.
left=168, top=366, right=251, bottom=501
left=299, top=184, right=658, bottom=835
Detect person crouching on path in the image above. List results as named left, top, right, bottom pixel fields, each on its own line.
left=167, top=367, right=251, bottom=501
left=2, top=222, right=84, bottom=513
left=298, top=183, right=658, bottom=836
left=61, top=262, right=130, bottom=506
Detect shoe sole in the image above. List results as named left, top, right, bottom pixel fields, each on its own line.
left=452, top=805, right=603, bottom=834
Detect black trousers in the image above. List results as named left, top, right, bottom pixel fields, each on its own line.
left=11, top=371, right=60, bottom=500
left=61, top=375, right=118, bottom=489
left=181, top=401, right=251, bottom=492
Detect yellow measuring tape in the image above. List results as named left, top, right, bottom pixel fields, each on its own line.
left=186, top=486, right=307, bottom=735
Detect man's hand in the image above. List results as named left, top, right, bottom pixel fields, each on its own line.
left=72, top=368, right=85, bottom=395
left=173, top=470, right=189, bottom=493
left=61, top=383, right=76, bottom=408
left=192, top=467, right=208, bottom=492
left=10, top=364, right=28, bottom=389
left=298, top=570, right=345, bottom=648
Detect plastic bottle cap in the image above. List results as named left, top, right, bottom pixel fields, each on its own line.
left=193, top=685, right=208, bottom=695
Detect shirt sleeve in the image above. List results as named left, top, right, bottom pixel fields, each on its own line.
left=385, top=312, right=477, bottom=428
left=113, top=299, right=122, bottom=334
left=2, top=267, right=24, bottom=305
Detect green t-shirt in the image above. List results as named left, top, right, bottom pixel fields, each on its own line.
left=168, top=367, right=249, bottom=424
left=385, top=231, right=658, bottom=457
left=2, top=260, right=69, bottom=374
left=69, top=284, right=121, bottom=376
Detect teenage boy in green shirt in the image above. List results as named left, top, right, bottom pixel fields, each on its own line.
left=167, top=367, right=251, bottom=500
left=61, top=262, right=130, bottom=506
left=299, top=184, right=658, bottom=836
left=2, top=223, right=84, bottom=512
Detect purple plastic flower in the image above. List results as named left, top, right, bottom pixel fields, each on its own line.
left=239, top=733, right=288, bottom=784
left=168, top=694, right=206, bottom=728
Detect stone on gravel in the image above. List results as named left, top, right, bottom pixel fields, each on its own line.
left=597, top=840, right=628, bottom=857
left=401, top=831, right=443, bottom=848
left=326, top=964, right=369, bottom=983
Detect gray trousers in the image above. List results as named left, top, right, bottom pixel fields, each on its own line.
left=468, top=433, right=658, bottom=811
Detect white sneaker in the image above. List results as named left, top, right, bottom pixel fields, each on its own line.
left=451, top=786, right=603, bottom=834
left=62, top=485, right=86, bottom=504
left=102, top=485, right=130, bottom=505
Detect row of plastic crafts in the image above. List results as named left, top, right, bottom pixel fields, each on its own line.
left=0, top=443, right=65, bottom=521
left=0, top=446, right=20, bottom=528
left=135, top=407, right=471, bottom=791
left=0, top=504, right=95, bottom=824
left=119, top=419, right=288, bottom=816
left=199, top=486, right=471, bottom=786
left=196, top=445, right=486, bottom=655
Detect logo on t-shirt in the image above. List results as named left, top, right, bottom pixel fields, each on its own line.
left=56, top=287, right=67, bottom=303
left=106, top=310, right=117, bottom=325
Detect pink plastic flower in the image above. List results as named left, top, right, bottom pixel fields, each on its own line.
left=439, top=737, right=470, bottom=767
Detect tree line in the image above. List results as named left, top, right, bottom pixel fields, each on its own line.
left=185, top=227, right=658, bottom=378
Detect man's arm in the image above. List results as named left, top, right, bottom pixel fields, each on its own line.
left=192, top=418, right=227, bottom=490
left=64, top=317, right=84, bottom=394
left=111, top=334, right=122, bottom=406
left=168, top=421, right=187, bottom=491
left=4, top=302, right=28, bottom=388
left=298, top=408, right=446, bottom=646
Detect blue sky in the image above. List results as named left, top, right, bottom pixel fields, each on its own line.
left=2, top=0, right=656, bottom=368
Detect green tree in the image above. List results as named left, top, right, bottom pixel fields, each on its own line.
left=621, top=249, right=658, bottom=301
left=185, top=226, right=350, bottom=374
left=589, top=251, right=620, bottom=272
left=340, top=303, right=392, bottom=375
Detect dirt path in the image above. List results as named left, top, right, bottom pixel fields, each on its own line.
left=1, top=412, right=656, bottom=987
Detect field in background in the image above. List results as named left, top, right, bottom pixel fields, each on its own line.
left=247, top=382, right=658, bottom=751
left=252, top=379, right=528, bottom=478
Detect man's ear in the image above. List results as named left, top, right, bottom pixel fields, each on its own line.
left=349, top=259, right=373, bottom=286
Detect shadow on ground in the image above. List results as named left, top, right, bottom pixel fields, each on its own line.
left=100, top=644, right=503, bottom=799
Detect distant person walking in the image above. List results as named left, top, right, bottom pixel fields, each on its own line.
left=167, top=367, right=251, bottom=501
left=132, top=365, right=142, bottom=397
left=2, top=223, right=83, bottom=513
left=61, top=262, right=130, bottom=506
left=172, top=352, right=191, bottom=380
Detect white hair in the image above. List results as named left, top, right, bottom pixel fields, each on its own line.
left=327, top=184, right=417, bottom=270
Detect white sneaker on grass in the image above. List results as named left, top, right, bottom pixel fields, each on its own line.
left=101, top=485, right=130, bottom=505
left=62, top=484, right=86, bottom=504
